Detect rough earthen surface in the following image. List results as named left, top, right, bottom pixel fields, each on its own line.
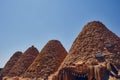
left=23, top=40, right=67, bottom=79
left=7, top=46, right=39, bottom=77
left=0, top=51, right=22, bottom=77
left=59, top=21, right=120, bottom=70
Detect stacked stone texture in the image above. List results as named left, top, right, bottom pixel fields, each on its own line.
left=23, top=40, right=67, bottom=79
left=0, top=51, right=22, bottom=78
left=7, top=46, right=39, bottom=77
left=59, top=21, right=120, bottom=70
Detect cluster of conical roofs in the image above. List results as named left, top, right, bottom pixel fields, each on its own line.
left=0, top=21, right=120, bottom=80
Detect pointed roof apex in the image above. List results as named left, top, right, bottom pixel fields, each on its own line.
left=86, top=21, right=105, bottom=26
left=1, top=51, right=22, bottom=76
left=46, top=40, right=63, bottom=47
left=59, top=21, right=120, bottom=69
left=31, top=45, right=34, bottom=48
left=48, top=39, right=61, bottom=43
left=83, top=21, right=107, bottom=30
left=23, top=39, right=67, bottom=78
left=13, top=51, right=23, bottom=56
left=7, top=46, right=39, bottom=77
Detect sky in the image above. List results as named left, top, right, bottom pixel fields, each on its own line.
left=0, top=0, right=120, bottom=68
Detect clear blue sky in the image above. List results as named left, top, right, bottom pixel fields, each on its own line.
left=0, top=0, right=120, bottom=68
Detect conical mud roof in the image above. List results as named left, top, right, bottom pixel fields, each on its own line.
left=60, top=21, right=120, bottom=69
left=23, top=40, right=67, bottom=79
left=0, top=51, right=22, bottom=77
left=7, top=46, right=39, bottom=77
